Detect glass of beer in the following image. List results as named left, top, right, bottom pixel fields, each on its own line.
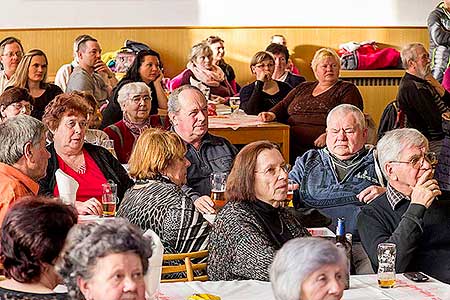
left=229, top=97, right=240, bottom=116
left=210, top=172, right=228, bottom=209
left=377, top=243, right=396, bottom=288
left=101, top=181, right=117, bottom=217
left=101, top=139, right=117, bottom=159
left=285, top=179, right=296, bottom=207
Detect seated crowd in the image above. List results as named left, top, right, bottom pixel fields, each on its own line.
left=0, top=30, right=449, bottom=300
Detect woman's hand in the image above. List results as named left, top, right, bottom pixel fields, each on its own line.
left=194, top=196, right=216, bottom=214
left=210, top=95, right=227, bottom=104
left=313, top=132, right=327, bottom=148
left=258, top=112, right=276, bottom=122
left=75, top=198, right=103, bottom=215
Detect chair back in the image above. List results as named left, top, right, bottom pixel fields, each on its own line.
left=161, top=249, right=209, bottom=283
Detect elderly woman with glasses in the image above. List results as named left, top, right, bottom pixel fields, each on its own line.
left=259, top=48, right=363, bottom=162
left=357, top=128, right=450, bottom=284
left=171, top=42, right=234, bottom=103
left=240, top=51, right=292, bottom=115
left=9, top=49, right=62, bottom=120
left=104, top=82, right=165, bottom=164
left=0, top=36, right=24, bottom=93
left=57, top=219, right=152, bottom=300
left=0, top=87, right=33, bottom=121
left=270, top=237, right=347, bottom=300
left=39, top=93, right=133, bottom=215
left=207, top=141, right=310, bottom=281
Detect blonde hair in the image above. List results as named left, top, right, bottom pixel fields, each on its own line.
left=310, top=48, right=340, bottom=72
left=11, top=49, right=48, bottom=89
left=129, top=128, right=186, bottom=180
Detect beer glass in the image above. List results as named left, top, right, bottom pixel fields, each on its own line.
left=229, top=97, right=240, bottom=116
left=285, top=179, right=296, bottom=207
left=101, top=139, right=117, bottom=159
left=377, top=243, right=396, bottom=288
left=210, top=172, right=227, bottom=209
left=101, top=181, right=117, bottom=217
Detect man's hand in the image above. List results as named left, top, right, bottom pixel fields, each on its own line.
left=194, top=196, right=216, bottom=214
left=74, top=198, right=103, bottom=215
left=313, top=132, right=327, bottom=147
left=357, top=185, right=386, bottom=203
left=258, top=112, right=276, bottom=122
left=425, top=74, right=446, bottom=97
left=410, top=170, right=441, bottom=208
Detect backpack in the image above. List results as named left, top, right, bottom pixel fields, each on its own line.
left=377, top=100, right=406, bottom=140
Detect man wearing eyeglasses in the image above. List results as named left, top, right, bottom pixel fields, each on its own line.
left=397, top=43, right=450, bottom=157
left=358, top=128, right=450, bottom=284
left=0, top=115, right=50, bottom=224
left=66, top=35, right=117, bottom=108
left=289, top=104, right=385, bottom=274
left=0, top=37, right=24, bottom=93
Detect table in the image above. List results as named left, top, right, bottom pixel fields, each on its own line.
left=159, top=274, right=450, bottom=300
left=208, top=115, right=290, bottom=162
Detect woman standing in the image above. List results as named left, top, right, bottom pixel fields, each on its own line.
left=240, top=51, right=292, bottom=115
left=9, top=49, right=62, bottom=120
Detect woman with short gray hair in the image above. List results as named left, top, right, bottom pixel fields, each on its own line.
left=56, top=218, right=152, bottom=300
left=104, top=81, right=166, bottom=163
left=270, top=237, right=347, bottom=300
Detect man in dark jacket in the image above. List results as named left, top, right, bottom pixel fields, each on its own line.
left=428, top=1, right=450, bottom=82
left=358, top=128, right=450, bottom=284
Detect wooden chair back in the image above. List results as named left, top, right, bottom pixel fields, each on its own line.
left=161, top=249, right=208, bottom=283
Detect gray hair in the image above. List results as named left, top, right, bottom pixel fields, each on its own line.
left=311, top=48, right=340, bottom=73
left=326, top=104, right=366, bottom=130
left=0, top=115, right=45, bottom=165
left=56, top=219, right=152, bottom=300
left=167, top=84, right=204, bottom=114
left=376, top=128, right=428, bottom=178
left=188, top=42, right=213, bottom=64
left=117, top=82, right=152, bottom=110
left=270, top=237, right=347, bottom=300
left=401, top=43, right=425, bottom=69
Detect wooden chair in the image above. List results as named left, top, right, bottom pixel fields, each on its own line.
left=161, top=249, right=208, bottom=283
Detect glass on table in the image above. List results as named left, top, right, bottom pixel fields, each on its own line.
left=210, top=172, right=228, bottom=209
left=284, top=179, right=297, bottom=207
left=229, top=97, right=241, bottom=116
left=377, top=243, right=396, bottom=288
left=101, top=181, right=117, bottom=217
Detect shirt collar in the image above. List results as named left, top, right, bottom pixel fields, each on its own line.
left=386, top=183, right=410, bottom=209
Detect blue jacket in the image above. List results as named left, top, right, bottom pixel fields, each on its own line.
left=289, top=146, right=384, bottom=239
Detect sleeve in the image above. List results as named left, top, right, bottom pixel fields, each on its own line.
left=270, top=84, right=301, bottom=123
left=239, top=81, right=264, bottom=115
left=179, top=70, right=194, bottom=86
left=357, top=203, right=426, bottom=272
left=428, top=10, right=450, bottom=46
left=340, top=82, right=364, bottom=110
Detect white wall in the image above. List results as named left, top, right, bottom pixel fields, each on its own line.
left=1, top=0, right=441, bottom=28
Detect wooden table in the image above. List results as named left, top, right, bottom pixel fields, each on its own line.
left=208, top=116, right=290, bottom=162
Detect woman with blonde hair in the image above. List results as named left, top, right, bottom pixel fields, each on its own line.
left=117, top=128, right=210, bottom=255
left=9, top=49, right=62, bottom=120
left=259, top=48, right=363, bottom=161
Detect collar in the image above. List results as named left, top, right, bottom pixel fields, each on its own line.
left=324, top=145, right=370, bottom=162
left=386, top=183, right=410, bottom=209
left=278, top=71, right=289, bottom=82
left=0, top=162, right=39, bottom=195
left=404, top=71, right=427, bottom=83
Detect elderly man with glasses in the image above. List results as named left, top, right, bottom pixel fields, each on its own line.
left=289, top=104, right=385, bottom=274
left=357, top=128, right=450, bottom=284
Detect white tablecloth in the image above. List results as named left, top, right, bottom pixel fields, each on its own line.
left=159, top=274, right=450, bottom=300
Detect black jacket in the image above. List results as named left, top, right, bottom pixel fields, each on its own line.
left=39, top=143, right=134, bottom=204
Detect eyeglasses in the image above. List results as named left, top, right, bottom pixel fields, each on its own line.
left=9, top=102, right=33, bottom=112
left=255, top=164, right=291, bottom=177
left=64, top=119, right=88, bottom=129
left=130, top=95, right=151, bottom=104
left=255, top=63, right=274, bottom=69
left=389, top=152, right=438, bottom=169
left=2, top=51, right=23, bottom=58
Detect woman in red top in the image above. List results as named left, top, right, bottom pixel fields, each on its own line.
left=39, top=93, right=133, bottom=215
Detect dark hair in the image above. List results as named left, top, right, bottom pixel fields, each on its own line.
left=122, top=49, right=162, bottom=82
left=0, top=87, right=34, bottom=108
left=0, top=36, right=24, bottom=54
left=226, top=141, right=280, bottom=202
left=42, top=93, right=91, bottom=132
left=265, top=43, right=289, bottom=61
left=76, top=35, right=97, bottom=53
left=205, top=36, right=224, bottom=45
left=0, top=196, right=77, bottom=283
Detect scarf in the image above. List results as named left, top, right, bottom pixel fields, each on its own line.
left=251, top=200, right=293, bottom=250
left=123, top=113, right=152, bottom=138
left=187, top=61, right=225, bottom=87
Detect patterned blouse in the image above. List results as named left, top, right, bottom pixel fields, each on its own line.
left=117, top=176, right=210, bottom=254
left=207, top=201, right=310, bottom=281
left=0, top=287, right=67, bottom=300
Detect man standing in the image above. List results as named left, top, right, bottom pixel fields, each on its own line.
left=397, top=43, right=450, bottom=156
left=290, top=104, right=385, bottom=274
left=0, top=115, right=50, bottom=223
left=358, top=128, right=450, bottom=284
left=168, top=85, right=238, bottom=213
left=66, top=35, right=117, bottom=107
